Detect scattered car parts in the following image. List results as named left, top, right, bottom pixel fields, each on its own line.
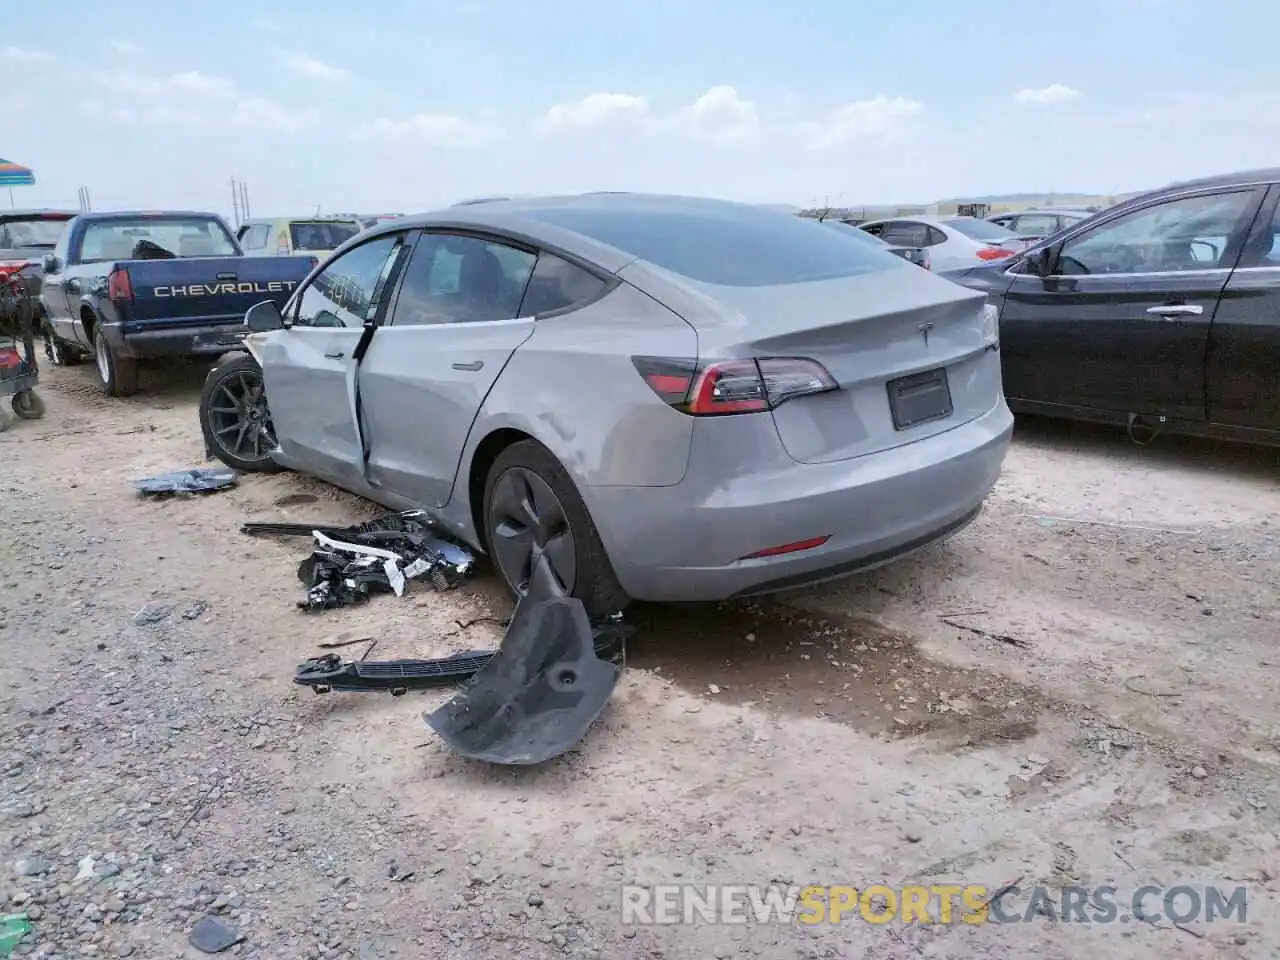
left=134, top=467, right=237, bottom=496
left=242, top=509, right=476, bottom=611
left=423, top=552, right=624, bottom=765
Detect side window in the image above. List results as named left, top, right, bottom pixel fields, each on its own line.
left=1015, top=214, right=1057, bottom=236
left=925, top=225, right=948, bottom=246
left=390, top=234, right=536, bottom=326
left=860, top=223, right=886, bottom=238
left=294, top=235, right=400, bottom=328
left=1238, top=199, right=1280, bottom=268
left=881, top=221, right=930, bottom=247
left=1056, top=191, right=1255, bottom=276
left=518, top=253, right=607, bottom=316
left=239, top=225, right=269, bottom=250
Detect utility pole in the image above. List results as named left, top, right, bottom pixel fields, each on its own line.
left=77, top=186, right=92, bottom=211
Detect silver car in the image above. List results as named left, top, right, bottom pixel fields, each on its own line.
left=200, top=194, right=1013, bottom=615
left=858, top=215, right=1029, bottom=271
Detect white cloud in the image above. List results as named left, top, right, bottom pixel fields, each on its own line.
left=352, top=113, right=500, bottom=148
left=1014, top=84, right=1082, bottom=104
left=655, top=85, right=760, bottom=146
left=231, top=97, right=319, bottom=133
left=110, top=40, right=144, bottom=55
left=283, top=52, right=351, bottom=81
left=171, top=71, right=236, bottom=99
left=80, top=101, right=207, bottom=127
left=797, top=96, right=924, bottom=150
left=1, top=46, right=53, bottom=64
left=93, top=70, right=236, bottom=100
left=536, top=92, right=649, bottom=134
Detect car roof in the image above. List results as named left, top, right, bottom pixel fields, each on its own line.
left=0, top=209, right=77, bottom=218
left=72, top=210, right=226, bottom=221
left=352, top=192, right=834, bottom=273
left=994, top=208, right=1090, bottom=217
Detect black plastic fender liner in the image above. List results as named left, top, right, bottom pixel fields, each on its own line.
left=423, top=552, right=621, bottom=765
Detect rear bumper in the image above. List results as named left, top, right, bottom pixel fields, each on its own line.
left=582, top=399, right=1014, bottom=603
left=102, top=322, right=247, bottom=359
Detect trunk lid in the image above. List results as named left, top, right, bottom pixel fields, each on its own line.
left=118, top=255, right=316, bottom=329
left=680, top=270, right=1001, bottom=463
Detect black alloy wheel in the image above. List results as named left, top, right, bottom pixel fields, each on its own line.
left=487, top=465, right=578, bottom=597
left=199, top=354, right=282, bottom=473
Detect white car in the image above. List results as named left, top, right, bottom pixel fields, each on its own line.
left=857, top=216, right=1030, bottom=271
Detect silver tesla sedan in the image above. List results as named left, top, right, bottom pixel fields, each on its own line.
left=200, top=193, right=1013, bottom=615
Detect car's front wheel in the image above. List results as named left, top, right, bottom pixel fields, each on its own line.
left=199, top=353, right=283, bottom=473
left=483, top=439, right=628, bottom=618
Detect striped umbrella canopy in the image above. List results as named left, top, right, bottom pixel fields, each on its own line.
left=0, top=159, right=34, bottom=187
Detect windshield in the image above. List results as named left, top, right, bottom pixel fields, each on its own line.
left=944, top=217, right=1018, bottom=242
left=525, top=201, right=901, bottom=287
left=0, top=216, right=71, bottom=250
left=289, top=221, right=361, bottom=251
left=79, top=217, right=239, bottom=262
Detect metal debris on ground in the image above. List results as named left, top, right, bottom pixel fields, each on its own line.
left=133, top=468, right=237, bottom=496
left=241, top=510, right=476, bottom=611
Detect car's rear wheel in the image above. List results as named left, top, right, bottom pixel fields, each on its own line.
left=483, top=440, right=628, bottom=618
left=199, top=353, right=283, bottom=473
left=94, top=333, right=138, bottom=397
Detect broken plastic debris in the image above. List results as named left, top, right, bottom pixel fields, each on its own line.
left=423, top=552, right=622, bottom=766
left=242, top=510, right=476, bottom=611
left=133, top=468, right=236, bottom=496
left=0, top=913, right=32, bottom=957
left=189, top=915, right=244, bottom=954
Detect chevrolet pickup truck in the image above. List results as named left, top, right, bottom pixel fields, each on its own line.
left=40, top=211, right=317, bottom=396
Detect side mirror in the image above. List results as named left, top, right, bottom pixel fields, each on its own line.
left=1024, top=246, right=1053, bottom=277
left=41, top=254, right=58, bottom=274
left=245, top=300, right=285, bottom=333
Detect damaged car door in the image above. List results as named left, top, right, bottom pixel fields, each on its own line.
left=356, top=231, right=538, bottom=507
left=257, top=233, right=407, bottom=488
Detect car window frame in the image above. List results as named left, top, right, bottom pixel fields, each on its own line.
left=381, top=228, right=538, bottom=328
left=381, top=227, right=616, bottom=327
left=1045, top=186, right=1264, bottom=279
left=1233, top=184, right=1280, bottom=271
left=286, top=231, right=408, bottom=329
left=516, top=249, right=615, bottom=319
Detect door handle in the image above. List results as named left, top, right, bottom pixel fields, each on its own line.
left=451, top=360, right=484, bottom=371
left=1146, top=304, right=1203, bottom=317
left=325, top=351, right=345, bottom=359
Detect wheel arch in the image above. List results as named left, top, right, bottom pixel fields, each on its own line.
left=79, top=303, right=98, bottom=343
left=466, top=426, right=535, bottom=550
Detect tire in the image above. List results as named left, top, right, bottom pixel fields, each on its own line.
left=94, top=333, right=138, bottom=397
left=199, top=353, right=283, bottom=473
left=483, top=439, right=629, bottom=618
left=11, top=390, right=44, bottom=420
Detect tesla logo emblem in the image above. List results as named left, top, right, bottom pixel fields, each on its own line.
left=918, top=321, right=934, bottom=346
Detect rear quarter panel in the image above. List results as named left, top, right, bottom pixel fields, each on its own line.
left=458, top=280, right=699, bottom=494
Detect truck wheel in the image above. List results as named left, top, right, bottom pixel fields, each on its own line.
left=199, top=353, right=283, bottom=473
left=95, top=334, right=138, bottom=397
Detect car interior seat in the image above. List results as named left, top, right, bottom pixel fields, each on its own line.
left=456, top=247, right=504, bottom=319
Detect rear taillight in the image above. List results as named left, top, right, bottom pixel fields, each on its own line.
left=632, top=356, right=838, bottom=416
left=0, top=347, right=21, bottom=368
left=976, top=246, right=1014, bottom=261
left=107, top=268, right=133, bottom=301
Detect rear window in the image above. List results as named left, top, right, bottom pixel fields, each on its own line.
left=817, top=219, right=891, bottom=249
left=79, top=217, right=239, bottom=262
left=522, top=204, right=900, bottom=286
left=0, top=216, right=70, bottom=249
left=289, top=221, right=361, bottom=251
left=944, top=217, right=1017, bottom=241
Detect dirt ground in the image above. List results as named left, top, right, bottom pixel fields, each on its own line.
left=2, top=360, right=1278, bottom=959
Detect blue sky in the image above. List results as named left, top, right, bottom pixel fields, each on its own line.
left=4, top=0, right=1277, bottom=217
